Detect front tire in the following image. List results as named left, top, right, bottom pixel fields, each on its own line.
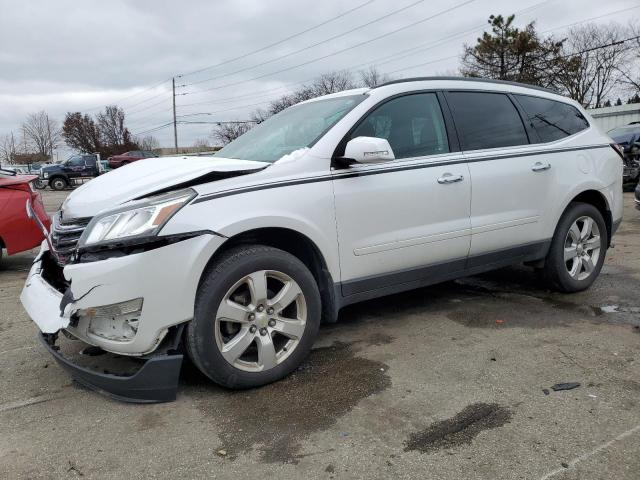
left=540, top=202, right=607, bottom=292
left=186, top=245, right=321, bottom=389
left=49, top=177, right=68, bottom=191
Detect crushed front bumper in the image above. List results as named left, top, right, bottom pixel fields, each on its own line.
left=20, top=233, right=225, bottom=403
left=39, top=333, right=183, bottom=403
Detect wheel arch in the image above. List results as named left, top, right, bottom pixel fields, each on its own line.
left=200, top=227, right=339, bottom=323
left=564, top=189, right=613, bottom=247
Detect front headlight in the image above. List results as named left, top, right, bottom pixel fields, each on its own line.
left=79, top=188, right=195, bottom=247
left=42, top=171, right=49, bottom=178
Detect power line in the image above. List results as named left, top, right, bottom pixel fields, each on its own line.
left=177, top=0, right=377, bottom=79
left=83, top=78, right=171, bottom=112
left=174, top=0, right=551, bottom=112
left=130, top=1, right=638, bottom=140
left=178, top=0, right=425, bottom=88
left=131, top=122, right=174, bottom=136
left=541, top=4, right=640, bottom=34
left=125, top=95, right=172, bottom=116
left=560, top=34, right=640, bottom=58
left=179, top=0, right=476, bottom=97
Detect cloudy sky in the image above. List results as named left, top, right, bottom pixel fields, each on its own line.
left=1, top=0, right=638, bottom=156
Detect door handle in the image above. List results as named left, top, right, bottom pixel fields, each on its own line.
left=437, top=173, right=464, bottom=184
left=531, top=162, right=551, bottom=172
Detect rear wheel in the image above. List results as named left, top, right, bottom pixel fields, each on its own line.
left=186, top=245, right=321, bottom=389
left=49, top=177, right=68, bottom=191
left=540, top=202, right=607, bottom=292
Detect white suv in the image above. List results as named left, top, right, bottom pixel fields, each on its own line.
left=21, top=77, right=623, bottom=402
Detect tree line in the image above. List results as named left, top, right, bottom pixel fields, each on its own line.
left=212, top=66, right=391, bottom=145
left=214, top=16, right=640, bottom=144
left=460, top=15, right=640, bottom=108
left=0, top=106, right=162, bottom=165
left=3, top=13, right=640, bottom=160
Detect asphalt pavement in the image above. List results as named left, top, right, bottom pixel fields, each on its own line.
left=1, top=189, right=638, bottom=479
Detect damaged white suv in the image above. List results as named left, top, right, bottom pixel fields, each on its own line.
left=21, top=77, right=623, bottom=402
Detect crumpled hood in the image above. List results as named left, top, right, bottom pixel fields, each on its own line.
left=62, top=155, right=268, bottom=219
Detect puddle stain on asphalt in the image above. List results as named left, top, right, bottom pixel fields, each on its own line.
left=365, top=332, right=395, bottom=346
left=197, top=342, right=391, bottom=464
left=404, top=403, right=512, bottom=454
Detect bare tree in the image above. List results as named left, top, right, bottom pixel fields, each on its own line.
left=251, top=108, right=271, bottom=124
left=21, top=111, right=62, bottom=160
left=137, top=135, right=159, bottom=151
left=211, top=122, right=254, bottom=146
left=359, top=66, right=391, bottom=87
left=96, top=105, right=134, bottom=147
left=555, top=23, right=630, bottom=107
left=192, top=138, right=210, bottom=149
left=0, top=132, right=18, bottom=165
left=312, top=70, right=355, bottom=96
left=617, top=23, right=640, bottom=94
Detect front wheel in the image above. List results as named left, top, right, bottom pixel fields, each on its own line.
left=49, top=177, right=68, bottom=191
left=186, top=245, right=321, bottom=389
left=540, top=202, right=607, bottom=292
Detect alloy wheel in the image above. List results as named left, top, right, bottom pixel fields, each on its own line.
left=214, top=270, right=307, bottom=372
left=563, top=215, right=601, bottom=281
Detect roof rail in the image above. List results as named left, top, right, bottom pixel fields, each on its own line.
left=375, top=76, right=557, bottom=94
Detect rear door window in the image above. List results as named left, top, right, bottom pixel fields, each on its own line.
left=446, top=92, right=529, bottom=151
left=514, top=95, right=589, bottom=143
left=349, top=93, right=449, bottom=159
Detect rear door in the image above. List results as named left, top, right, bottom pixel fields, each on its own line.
left=332, top=92, right=471, bottom=297
left=444, top=90, right=553, bottom=263
left=82, top=155, right=96, bottom=176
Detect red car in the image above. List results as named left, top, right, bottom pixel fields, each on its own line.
left=0, top=171, right=50, bottom=262
left=107, top=150, right=157, bottom=169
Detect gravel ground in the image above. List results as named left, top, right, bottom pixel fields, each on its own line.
left=0, top=188, right=639, bottom=479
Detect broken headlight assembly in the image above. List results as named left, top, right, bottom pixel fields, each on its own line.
left=78, top=188, right=195, bottom=248
left=80, top=298, right=144, bottom=342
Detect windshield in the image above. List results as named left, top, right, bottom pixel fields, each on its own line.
left=216, top=94, right=366, bottom=162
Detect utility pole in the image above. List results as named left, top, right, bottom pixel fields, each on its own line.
left=172, top=77, right=178, bottom=151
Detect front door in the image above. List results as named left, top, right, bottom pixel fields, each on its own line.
left=332, top=92, right=471, bottom=297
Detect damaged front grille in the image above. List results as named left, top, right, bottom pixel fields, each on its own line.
left=50, top=211, right=91, bottom=266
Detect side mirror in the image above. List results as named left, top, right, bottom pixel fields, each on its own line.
left=343, top=136, right=395, bottom=164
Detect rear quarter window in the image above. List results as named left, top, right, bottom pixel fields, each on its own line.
left=514, top=95, right=589, bottom=143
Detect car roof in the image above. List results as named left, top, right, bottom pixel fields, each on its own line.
left=375, top=76, right=556, bottom=94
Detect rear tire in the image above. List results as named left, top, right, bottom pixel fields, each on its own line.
left=186, top=245, right=321, bottom=389
left=540, top=202, right=607, bottom=292
left=49, top=177, right=68, bottom=191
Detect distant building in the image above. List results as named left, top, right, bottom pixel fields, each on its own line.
left=588, top=103, right=640, bottom=132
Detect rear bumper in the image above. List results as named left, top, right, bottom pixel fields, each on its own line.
left=39, top=333, right=182, bottom=403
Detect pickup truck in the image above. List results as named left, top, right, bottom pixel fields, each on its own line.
left=39, top=154, right=106, bottom=190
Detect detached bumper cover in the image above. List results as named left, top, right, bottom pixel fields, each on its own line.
left=39, top=333, right=182, bottom=403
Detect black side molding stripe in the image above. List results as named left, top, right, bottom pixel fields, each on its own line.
left=192, top=144, right=610, bottom=204
left=339, top=239, right=551, bottom=302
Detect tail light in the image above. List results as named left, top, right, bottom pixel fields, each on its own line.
left=610, top=143, right=625, bottom=160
